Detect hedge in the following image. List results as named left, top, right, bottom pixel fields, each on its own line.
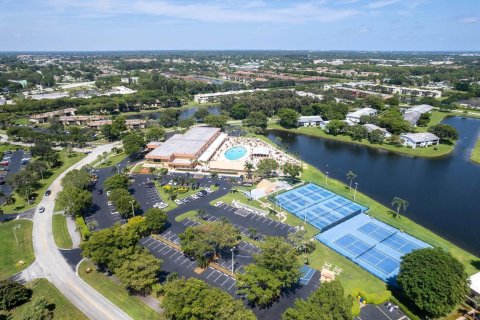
left=75, top=216, right=90, bottom=241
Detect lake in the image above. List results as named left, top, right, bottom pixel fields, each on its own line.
left=267, top=116, right=480, bottom=256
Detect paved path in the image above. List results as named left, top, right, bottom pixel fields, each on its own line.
left=27, top=141, right=132, bottom=320
left=65, top=215, right=82, bottom=248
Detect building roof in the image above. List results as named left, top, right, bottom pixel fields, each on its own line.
left=346, top=107, right=377, bottom=119
left=469, top=272, right=480, bottom=295
left=298, top=115, right=323, bottom=123
left=363, top=124, right=389, bottom=134
left=405, top=104, right=434, bottom=114
left=401, top=132, right=440, bottom=143
left=146, top=127, right=220, bottom=159
left=403, top=112, right=421, bottom=125
left=252, top=146, right=270, bottom=156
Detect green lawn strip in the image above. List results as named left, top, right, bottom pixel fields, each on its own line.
left=4, top=151, right=86, bottom=214
left=52, top=214, right=73, bottom=249
left=0, top=219, right=34, bottom=279
left=0, top=279, right=88, bottom=320
left=471, top=139, right=480, bottom=164
left=93, top=152, right=127, bottom=169
left=78, top=260, right=163, bottom=320
left=209, top=190, right=268, bottom=212
left=268, top=124, right=454, bottom=158
left=414, top=111, right=451, bottom=132
left=174, top=210, right=198, bottom=222
left=155, top=182, right=178, bottom=210
left=300, top=165, right=479, bottom=275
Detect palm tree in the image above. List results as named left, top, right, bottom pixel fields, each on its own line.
left=244, top=161, right=254, bottom=179
left=391, top=197, right=409, bottom=218
left=4, top=194, right=16, bottom=206
left=346, top=171, right=357, bottom=191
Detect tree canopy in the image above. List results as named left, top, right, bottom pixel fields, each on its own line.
left=144, top=208, right=168, bottom=234
left=428, top=124, right=459, bottom=141
left=104, top=174, right=130, bottom=191
left=62, top=169, right=92, bottom=190
left=397, top=247, right=469, bottom=318
left=114, top=250, right=161, bottom=294
left=255, top=158, right=279, bottom=178
left=57, top=186, right=93, bottom=217
left=277, top=108, right=300, bottom=128
left=0, top=280, right=32, bottom=311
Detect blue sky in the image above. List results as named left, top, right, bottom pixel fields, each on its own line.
left=1, top=0, right=479, bottom=51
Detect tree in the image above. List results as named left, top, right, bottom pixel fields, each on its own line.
left=101, top=124, right=119, bottom=141
left=112, top=116, right=127, bottom=133
left=368, top=129, right=385, bottom=144
left=62, top=169, right=92, bottom=190
left=391, top=196, right=408, bottom=218
left=277, top=108, right=300, bottom=128
left=346, top=170, right=357, bottom=191
left=178, top=117, right=196, bottom=129
left=57, top=186, right=92, bottom=217
left=162, top=278, right=256, bottom=320
left=243, top=111, right=268, bottom=130
left=204, top=114, right=229, bottom=128
left=26, top=160, right=48, bottom=180
left=378, top=108, right=410, bottom=135
left=397, top=248, right=469, bottom=318
left=104, top=174, right=130, bottom=191
left=144, top=208, right=168, bottom=234
left=145, top=126, right=165, bottom=142
left=0, top=280, right=32, bottom=310
left=230, top=103, right=249, bottom=120
left=237, top=264, right=282, bottom=306
left=122, top=132, right=145, bottom=159
left=282, top=163, right=303, bottom=179
left=179, top=221, right=241, bottom=267
left=194, top=108, right=210, bottom=121
left=115, top=195, right=140, bottom=218
left=255, top=236, right=301, bottom=288
left=21, top=297, right=53, bottom=320
left=385, top=95, right=400, bottom=107
left=6, top=170, right=39, bottom=202
left=282, top=280, right=352, bottom=320
left=347, top=124, right=368, bottom=141
left=114, top=250, right=161, bottom=294
left=255, top=158, right=279, bottom=178
left=428, top=124, right=459, bottom=141
left=325, top=120, right=347, bottom=135
left=417, top=112, right=431, bottom=126
left=287, top=229, right=310, bottom=253
left=244, top=161, right=254, bottom=179
left=81, top=224, right=140, bottom=270
left=108, top=188, right=131, bottom=203
left=126, top=216, right=148, bottom=236
left=365, top=95, right=385, bottom=110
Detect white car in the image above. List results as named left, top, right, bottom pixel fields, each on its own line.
left=191, top=195, right=199, bottom=200
left=106, top=190, right=111, bottom=196
left=174, top=199, right=183, bottom=205
left=108, top=201, right=114, bottom=206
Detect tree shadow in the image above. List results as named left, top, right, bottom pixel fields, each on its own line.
left=471, top=260, right=480, bottom=270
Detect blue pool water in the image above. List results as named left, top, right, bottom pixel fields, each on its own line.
left=224, top=146, right=247, bottom=160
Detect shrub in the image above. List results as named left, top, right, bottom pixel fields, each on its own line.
left=75, top=216, right=90, bottom=240
left=355, top=289, right=391, bottom=305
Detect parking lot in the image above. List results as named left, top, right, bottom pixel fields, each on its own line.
left=0, top=149, right=27, bottom=197
left=355, top=303, right=409, bottom=320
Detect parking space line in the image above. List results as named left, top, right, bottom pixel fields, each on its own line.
left=206, top=270, right=218, bottom=279
left=186, top=261, right=196, bottom=268
left=221, top=277, right=231, bottom=286
left=151, top=243, right=162, bottom=250
left=161, top=247, right=172, bottom=254
left=228, top=280, right=237, bottom=290
left=214, top=273, right=224, bottom=282
left=169, top=251, right=179, bottom=258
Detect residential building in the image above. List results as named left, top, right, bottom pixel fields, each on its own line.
left=30, top=108, right=77, bottom=123
left=87, top=119, right=147, bottom=129
left=346, top=108, right=377, bottom=123
left=400, top=132, right=440, bottom=149
left=297, top=115, right=326, bottom=128
left=403, top=104, right=434, bottom=126
left=363, top=124, right=391, bottom=138
left=193, top=89, right=268, bottom=104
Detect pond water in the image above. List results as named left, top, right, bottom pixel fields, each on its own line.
left=267, top=116, right=480, bottom=256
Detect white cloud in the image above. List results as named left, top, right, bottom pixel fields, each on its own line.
left=46, top=0, right=359, bottom=23
left=367, top=0, right=400, bottom=9
left=459, top=17, right=478, bottom=24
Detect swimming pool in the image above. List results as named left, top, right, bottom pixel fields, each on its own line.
left=224, top=146, right=247, bottom=160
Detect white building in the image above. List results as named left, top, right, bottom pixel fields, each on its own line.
left=400, top=132, right=440, bottom=149
left=297, top=115, right=326, bottom=128
left=469, top=272, right=480, bottom=296
left=346, top=108, right=377, bottom=123
left=363, top=124, right=391, bottom=138
left=403, top=104, right=434, bottom=126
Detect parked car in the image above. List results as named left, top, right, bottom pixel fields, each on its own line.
left=108, top=201, right=114, bottom=206
left=45, top=190, right=51, bottom=196
left=38, top=207, right=45, bottom=213
left=98, top=189, right=103, bottom=194
left=191, top=195, right=199, bottom=200
left=107, top=190, right=111, bottom=196
left=174, top=199, right=182, bottom=205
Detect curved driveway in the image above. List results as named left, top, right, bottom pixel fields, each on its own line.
left=31, top=142, right=132, bottom=320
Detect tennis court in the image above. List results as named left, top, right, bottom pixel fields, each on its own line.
left=274, top=183, right=367, bottom=231
left=299, top=265, right=317, bottom=285
left=316, top=213, right=430, bottom=282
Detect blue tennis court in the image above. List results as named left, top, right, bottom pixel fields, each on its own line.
left=316, top=214, right=430, bottom=283
left=274, top=183, right=367, bottom=231
left=299, top=265, right=316, bottom=285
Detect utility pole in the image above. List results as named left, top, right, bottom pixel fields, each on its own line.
left=354, top=182, right=359, bottom=201
left=325, top=171, right=329, bottom=187
left=231, top=248, right=234, bottom=273
left=129, top=200, right=135, bottom=217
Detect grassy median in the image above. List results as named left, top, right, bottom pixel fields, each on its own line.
left=471, top=139, right=480, bottom=164
left=0, top=219, right=34, bottom=279
left=52, top=214, right=73, bottom=249
left=78, top=260, right=164, bottom=320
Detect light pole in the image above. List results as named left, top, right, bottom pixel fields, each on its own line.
left=13, top=224, right=21, bottom=246
left=116, top=164, right=120, bottom=174
left=231, top=248, right=235, bottom=273
left=129, top=200, right=135, bottom=217
left=325, top=171, right=329, bottom=187
left=354, top=182, right=359, bottom=201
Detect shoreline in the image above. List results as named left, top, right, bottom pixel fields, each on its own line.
left=471, top=139, right=480, bottom=164
left=268, top=124, right=455, bottom=159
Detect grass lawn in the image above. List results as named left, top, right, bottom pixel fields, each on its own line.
left=93, top=152, right=127, bottom=169
left=4, top=151, right=86, bottom=214
left=471, top=139, right=480, bottom=164
left=0, top=219, right=34, bottom=279
left=0, top=279, right=88, bottom=320
left=78, top=260, right=164, bottom=320
left=209, top=189, right=268, bottom=212
left=268, top=124, right=454, bottom=158
left=414, top=111, right=451, bottom=132
left=175, top=210, right=198, bottom=222
left=52, top=214, right=73, bottom=249
left=156, top=182, right=217, bottom=212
